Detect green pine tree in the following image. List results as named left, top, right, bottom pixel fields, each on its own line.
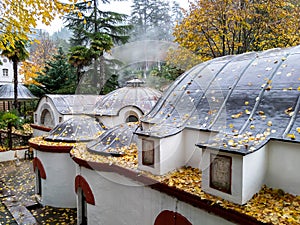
left=29, top=47, right=76, bottom=97
left=65, top=0, right=132, bottom=93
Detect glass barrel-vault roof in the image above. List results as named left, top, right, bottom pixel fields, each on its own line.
left=136, top=45, right=300, bottom=153
left=87, top=122, right=138, bottom=156
left=42, top=94, right=102, bottom=115
left=0, top=84, right=37, bottom=101
left=44, top=115, right=104, bottom=142
left=94, top=79, right=161, bottom=116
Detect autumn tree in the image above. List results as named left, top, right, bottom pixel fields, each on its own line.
left=65, top=0, right=132, bottom=93
left=29, top=48, right=76, bottom=97
left=0, top=0, right=74, bottom=51
left=20, top=31, right=57, bottom=85
left=174, top=0, right=300, bottom=61
left=1, top=39, right=29, bottom=111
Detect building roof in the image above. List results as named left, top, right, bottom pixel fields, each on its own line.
left=136, top=46, right=300, bottom=153
left=87, top=122, right=138, bottom=156
left=0, top=84, right=37, bottom=101
left=44, top=115, right=104, bottom=142
left=40, top=94, right=102, bottom=115
left=94, top=79, right=161, bottom=116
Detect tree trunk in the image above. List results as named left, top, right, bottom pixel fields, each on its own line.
left=8, top=122, right=12, bottom=150
left=13, top=60, right=19, bottom=112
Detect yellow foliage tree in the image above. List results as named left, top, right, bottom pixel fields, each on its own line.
left=20, top=32, right=57, bottom=85
left=174, top=0, right=300, bottom=61
left=0, top=0, right=74, bottom=50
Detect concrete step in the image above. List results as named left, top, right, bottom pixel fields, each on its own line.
left=3, top=197, right=38, bottom=225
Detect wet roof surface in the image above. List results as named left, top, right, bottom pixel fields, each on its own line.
left=0, top=84, right=37, bottom=101
left=44, top=115, right=104, bottom=142
left=136, top=46, right=300, bottom=153
left=94, top=79, right=161, bottom=116
left=44, top=94, right=101, bottom=115
left=87, top=122, right=138, bottom=156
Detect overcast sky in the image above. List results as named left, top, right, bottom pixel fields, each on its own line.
left=37, top=0, right=190, bottom=35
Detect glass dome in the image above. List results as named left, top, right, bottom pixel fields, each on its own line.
left=44, top=115, right=105, bottom=142
left=86, top=122, right=138, bottom=156
left=94, top=79, right=161, bottom=116
left=136, top=45, right=300, bottom=147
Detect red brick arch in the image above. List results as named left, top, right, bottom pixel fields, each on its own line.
left=154, top=210, right=192, bottom=225
left=75, top=175, right=95, bottom=205
left=32, top=157, right=46, bottom=179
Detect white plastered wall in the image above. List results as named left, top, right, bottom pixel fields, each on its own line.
left=99, top=106, right=143, bottom=128
left=266, top=141, right=300, bottom=195
left=137, top=132, right=185, bottom=175
left=0, top=57, right=14, bottom=84
left=78, top=167, right=236, bottom=225
left=34, top=97, right=61, bottom=128
left=202, top=149, right=244, bottom=205
left=183, top=129, right=216, bottom=169
left=242, top=146, right=267, bottom=203
left=35, top=150, right=77, bottom=208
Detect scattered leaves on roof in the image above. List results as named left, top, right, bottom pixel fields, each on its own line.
left=71, top=146, right=300, bottom=225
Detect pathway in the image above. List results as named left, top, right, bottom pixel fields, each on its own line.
left=0, top=159, right=76, bottom=225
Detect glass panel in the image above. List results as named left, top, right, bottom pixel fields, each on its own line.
left=142, top=139, right=154, bottom=166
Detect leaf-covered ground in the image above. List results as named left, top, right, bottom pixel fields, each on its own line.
left=0, top=159, right=77, bottom=224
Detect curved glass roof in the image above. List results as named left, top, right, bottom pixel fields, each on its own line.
left=87, top=122, right=138, bottom=156
left=41, top=94, right=102, bottom=115
left=44, top=115, right=104, bottom=142
left=94, top=79, right=161, bottom=116
left=136, top=45, right=300, bottom=153
left=0, top=84, right=37, bottom=101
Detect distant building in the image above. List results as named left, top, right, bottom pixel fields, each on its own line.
left=0, top=56, right=24, bottom=85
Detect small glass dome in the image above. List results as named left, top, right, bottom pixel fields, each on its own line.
left=94, top=79, right=161, bottom=116
left=44, top=115, right=105, bottom=142
left=86, top=122, right=138, bottom=156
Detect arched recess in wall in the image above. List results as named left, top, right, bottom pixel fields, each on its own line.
left=123, top=106, right=142, bottom=123
left=75, top=175, right=95, bottom=205
left=154, top=210, right=192, bottom=225
left=32, top=157, right=46, bottom=179
left=40, top=108, right=54, bottom=127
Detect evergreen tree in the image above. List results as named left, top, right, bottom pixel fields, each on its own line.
left=129, top=0, right=183, bottom=41
left=29, top=48, right=76, bottom=97
left=65, top=0, right=132, bottom=92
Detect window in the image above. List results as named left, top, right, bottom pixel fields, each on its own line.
left=210, top=154, right=232, bottom=194
left=36, top=169, right=42, bottom=196
left=79, top=188, right=87, bottom=225
left=2, top=69, right=8, bottom=77
left=142, top=139, right=154, bottom=167
left=126, top=115, right=138, bottom=122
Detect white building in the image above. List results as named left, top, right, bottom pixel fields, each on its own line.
left=69, top=45, right=300, bottom=225
left=32, top=94, right=102, bottom=136
left=0, top=56, right=24, bottom=85
left=32, top=79, right=161, bottom=135
left=30, top=115, right=104, bottom=208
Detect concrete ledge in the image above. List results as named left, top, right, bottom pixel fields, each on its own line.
left=0, top=149, right=28, bottom=162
